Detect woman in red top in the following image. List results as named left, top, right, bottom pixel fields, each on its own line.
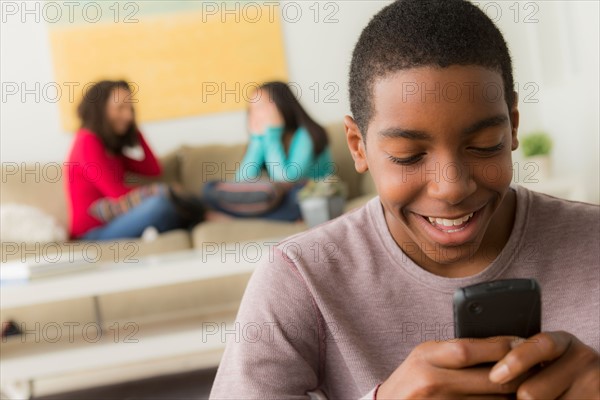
left=65, top=80, right=184, bottom=240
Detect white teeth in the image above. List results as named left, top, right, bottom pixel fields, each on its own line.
left=427, top=212, right=474, bottom=227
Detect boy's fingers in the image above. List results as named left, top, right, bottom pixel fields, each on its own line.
left=489, top=331, right=572, bottom=384
left=423, top=337, right=515, bottom=369
left=558, top=366, right=600, bottom=400
left=444, top=366, right=521, bottom=395
left=510, top=335, right=599, bottom=400
left=512, top=351, right=575, bottom=400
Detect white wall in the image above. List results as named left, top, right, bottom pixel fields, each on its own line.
left=490, top=0, right=600, bottom=202
left=0, top=1, right=387, bottom=161
left=1, top=1, right=598, bottom=200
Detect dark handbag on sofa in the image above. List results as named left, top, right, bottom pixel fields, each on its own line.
left=203, top=180, right=295, bottom=216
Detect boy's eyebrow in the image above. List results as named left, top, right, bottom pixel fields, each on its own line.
left=378, top=127, right=432, bottom=140
left=462, top=114, right=509, bottom=136
left=378, top=114, right=509, bottom=140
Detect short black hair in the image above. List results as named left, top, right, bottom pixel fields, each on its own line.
left=349, top=0, right=515, bottom=136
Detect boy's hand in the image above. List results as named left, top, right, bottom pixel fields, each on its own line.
left=377, top=337, right=522, bottom=399
left=489, top=331, right=600, bottom=399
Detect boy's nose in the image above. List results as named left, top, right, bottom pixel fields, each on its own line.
left=427, top=161, right=477, bottom=206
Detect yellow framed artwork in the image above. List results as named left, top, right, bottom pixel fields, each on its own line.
left=47, top=1, right=288, bottom=131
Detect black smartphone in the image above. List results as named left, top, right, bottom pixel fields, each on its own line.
left=454, top=278, right=541, bottom=339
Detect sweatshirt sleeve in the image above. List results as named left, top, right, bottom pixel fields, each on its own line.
left=236, top=134, right=265, bottom=182
left=262, top=126, right=314, bottom=182
left=209, top=247, right=322, bottom=399
left=122, top=131, right=162, bottom=176
left=81, top=134, right=131, bottom=198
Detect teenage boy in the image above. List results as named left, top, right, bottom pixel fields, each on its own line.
left=210, top=0, right=599, bottom=398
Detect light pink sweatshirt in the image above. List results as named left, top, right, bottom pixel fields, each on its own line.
left=210, top=185, right=600, bottom=399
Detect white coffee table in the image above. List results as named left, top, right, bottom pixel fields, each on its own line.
left=0, top=239, right=280, bottom=399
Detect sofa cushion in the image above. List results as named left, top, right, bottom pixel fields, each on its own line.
left=1, top=229, right=192, bottom=263
left=191, top=219, right=307, bottom=248
left=324, top=122, right=363, bottom=200
left=344, top=193, right=377, bottom=212
left=125, top=148, right=181, bottom=186
left=119, top=229, right=193, bottom=259
left=1, top=203, right=67, bottom=243
left=178, top=144, right=246, bottom=195
left=1, top=162, right=69, bottom=229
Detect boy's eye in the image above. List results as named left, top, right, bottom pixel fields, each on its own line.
left=388, top=154, right=425, bottom=165
left=469, top=142, right=505, bottom=155
left=387, top=143, right=505, bottom=165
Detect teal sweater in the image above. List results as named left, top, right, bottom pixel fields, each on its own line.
left=236, top=126, right=334, bottom=182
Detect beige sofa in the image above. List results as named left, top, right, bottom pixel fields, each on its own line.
left=1, top=122, right=376, bottom=263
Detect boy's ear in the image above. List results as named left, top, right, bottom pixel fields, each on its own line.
left=510, top=91, right=520, bottom=151
left=344, top=115, right=369, bottom=173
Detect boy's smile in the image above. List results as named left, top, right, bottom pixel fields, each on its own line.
left=413, top=206, right=484, bottom=246
left=346, top=65, right=520, bottom=277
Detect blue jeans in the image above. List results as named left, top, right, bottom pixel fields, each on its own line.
left=202, top=181, right=305, bottom=222
left=82, top=194, right=184, bottom=241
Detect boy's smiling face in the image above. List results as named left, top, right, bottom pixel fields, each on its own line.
left=346, top=65, right=520, bottom=277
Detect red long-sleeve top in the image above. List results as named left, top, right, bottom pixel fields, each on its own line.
left=64, top=128, right=162, bottom=239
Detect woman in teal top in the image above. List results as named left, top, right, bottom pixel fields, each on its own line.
left=236, top=82, right=334, bottom=182
left=236, top=125, right=333, bottom=182
left=204, top=81, right=334, bottom=221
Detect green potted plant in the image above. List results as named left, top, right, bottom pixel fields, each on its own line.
left=297, top=177, right=348, bottom=228
left=521, top=131, right=553, bottom=180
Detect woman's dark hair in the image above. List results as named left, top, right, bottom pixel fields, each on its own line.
left=77, top=80, right=139, bottom=154
left=257, top=81, right=329, bottom=156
